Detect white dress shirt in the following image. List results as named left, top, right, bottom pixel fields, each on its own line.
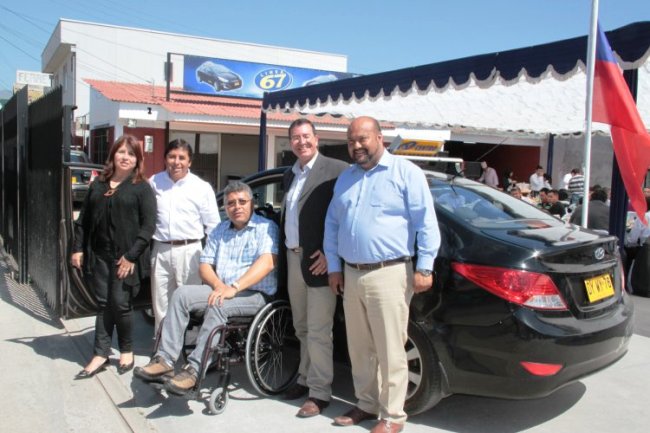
left=284, top=153, right=318, bottom=249
left=150, top=170, right=220, bottom=241
left=529, top=173, right=545, bottom=192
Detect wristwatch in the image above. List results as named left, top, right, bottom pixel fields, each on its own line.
left=416, top=269, right=433, bottom=277
left=231, top=281, right=242, bottom=292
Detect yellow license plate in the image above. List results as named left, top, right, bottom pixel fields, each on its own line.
left=584, top=274, right=615, bottom=303
left=71, top=176, right=78, bottom=184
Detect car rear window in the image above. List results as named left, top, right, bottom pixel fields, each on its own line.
left=70, top=152, right=89, bottom=163
left=429, top=177, right=562, bottom=229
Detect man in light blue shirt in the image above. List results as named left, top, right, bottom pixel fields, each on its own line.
left=134, top=181, right=279, bottom=396
left=324, top=116, right=440, bottom=433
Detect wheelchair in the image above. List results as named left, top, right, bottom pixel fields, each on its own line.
left=151, top=299, right=300, bottom=415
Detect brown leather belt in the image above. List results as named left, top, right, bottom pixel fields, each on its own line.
left=288, top=247, right=303, bottom=253
left=159, top=239, right=200, bottom=246
left=345, top=256, right=411, bottom=271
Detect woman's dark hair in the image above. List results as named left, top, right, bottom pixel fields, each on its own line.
left=165, top=139, right=193, bottom=160
left=100, top=134, right=146, bottom=183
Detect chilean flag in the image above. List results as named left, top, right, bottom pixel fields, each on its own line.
left=592, top=23, right=650, bottom=224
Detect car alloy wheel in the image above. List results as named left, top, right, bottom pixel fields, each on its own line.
left=404, top=321, right=443, bottom=415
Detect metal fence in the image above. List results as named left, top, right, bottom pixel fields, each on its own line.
left=0, top=86, right=72, bottom=314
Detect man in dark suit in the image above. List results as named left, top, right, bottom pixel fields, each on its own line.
left=280, top=118, right=348, bottom=418
left=570, top=187, right=610, bottom=231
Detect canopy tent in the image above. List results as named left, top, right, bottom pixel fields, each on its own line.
left=262, top=22, right=650, bottom=138
left=259, top=21, right=650, bottom=243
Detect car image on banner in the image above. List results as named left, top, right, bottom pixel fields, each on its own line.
left=183, top=54, right=358, bottom=98
left=196, top=61, right=243, bottom=92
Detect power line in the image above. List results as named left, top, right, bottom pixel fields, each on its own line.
left=0, top=22, right=47, bottom=50
left=0, top=34, right=39, bottom=61
left=0, top=5, right=52, bottom=34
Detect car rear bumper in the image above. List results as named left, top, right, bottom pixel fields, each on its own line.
left=431, top=295, right=634, bottom=399
left=71, top=185, right=89, bottom=202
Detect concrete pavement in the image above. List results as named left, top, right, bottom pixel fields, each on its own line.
left=2, top=252, right=649, bottom=432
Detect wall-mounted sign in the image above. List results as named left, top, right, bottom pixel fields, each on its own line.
left=144, top=135, right=154, bottom=153
left=16, top=70, right=52, bottom=87
left=391, top=139, right=444, bottom=156
left=183, top=55, right=357, bottom=99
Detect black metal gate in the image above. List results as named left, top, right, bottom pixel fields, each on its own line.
left=0, top=87, right=75, bottom=315
left=2, top=86, right=152, bottom=319
left=1, top=87, right=28, bottom=282
left=26, top=88, right=65, bottom=311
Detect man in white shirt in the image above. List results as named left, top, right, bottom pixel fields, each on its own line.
left=562, top=169, right=577, bottom=190
left=529, top=165, right=545, bottom=197
left=478, top=161, right=499, bottom=189
left=149, top=139, right=220, bottom=332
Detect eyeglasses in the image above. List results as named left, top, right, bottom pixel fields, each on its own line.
left=226, top=198, right=251, bottom=208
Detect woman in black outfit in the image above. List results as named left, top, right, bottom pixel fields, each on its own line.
left=71, top=135, right=156, bottom=378
left=502, top=169, right=517, bottom=192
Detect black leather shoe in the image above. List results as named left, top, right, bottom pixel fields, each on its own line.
left=117, top=361, right=135, bottom=375
left=75, top=359, right=110, bottom=380
left=281, top=383, right=309, bottom=400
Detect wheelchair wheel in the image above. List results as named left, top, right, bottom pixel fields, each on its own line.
left=207, top=386, right=229, bottom=415
left=245, top=300, right=299, bottom=396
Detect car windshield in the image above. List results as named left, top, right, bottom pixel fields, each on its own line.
left=428, top=175, right=563, bottom=229
left=202, top=62, right=231, bottom=74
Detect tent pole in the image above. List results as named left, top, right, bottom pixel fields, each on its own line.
left=581, top=0, right=600, bottom=228
left=258, top=103, right=268, bottom=172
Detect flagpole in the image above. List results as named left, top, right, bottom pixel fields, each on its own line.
left=581, top=0, right=599, bottom=228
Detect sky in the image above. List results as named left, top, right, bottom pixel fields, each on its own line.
left=0, top=0, right=649, bottom=95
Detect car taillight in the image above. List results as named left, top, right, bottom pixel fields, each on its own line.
left=451, top=262, right=568, bottom=310
left=90, top=170, right=99, bottom=181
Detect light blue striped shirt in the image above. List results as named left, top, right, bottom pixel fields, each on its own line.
left=200, top=213, right=279, bottom=296
left=324, top=151, right=440, bottom=273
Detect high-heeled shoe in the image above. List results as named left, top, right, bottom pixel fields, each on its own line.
left=117, top=361, right=135, bottom=375
left=75, top=359, right=110, bottom=379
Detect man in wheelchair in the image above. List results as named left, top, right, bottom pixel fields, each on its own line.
left=133, top=181, right=279, bottom=396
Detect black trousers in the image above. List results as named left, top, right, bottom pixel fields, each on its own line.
left=88, top=255, right=138, bottom=357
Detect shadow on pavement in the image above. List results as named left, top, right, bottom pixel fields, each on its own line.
left=125, top=359, right=266, bottom=418
left=6, top=328, right=96, bottom=368
left=0, top=258, right=63, bottom=329
left=632, top=294, right=650, bottom=338
left=408, top=381, right=586, bottom=433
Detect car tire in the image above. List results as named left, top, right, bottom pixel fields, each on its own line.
left=404, top=321, right=443, bottom=415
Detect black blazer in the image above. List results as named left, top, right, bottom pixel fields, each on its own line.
left=281, top=154, right=348, bottom=287
left=73, top=177, right=157, bottom=287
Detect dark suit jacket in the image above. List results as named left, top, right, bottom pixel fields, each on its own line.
left=281, top=154, right=348, bottom=287
left=569, top=200, right=610, bottom=231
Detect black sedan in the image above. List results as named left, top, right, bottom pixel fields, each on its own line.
left=68, top=150, right=101, bottom=204
left=233, top=164, right=634, bottom=415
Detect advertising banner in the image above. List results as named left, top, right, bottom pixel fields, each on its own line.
left=183, top=55, right=357, bottom=98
